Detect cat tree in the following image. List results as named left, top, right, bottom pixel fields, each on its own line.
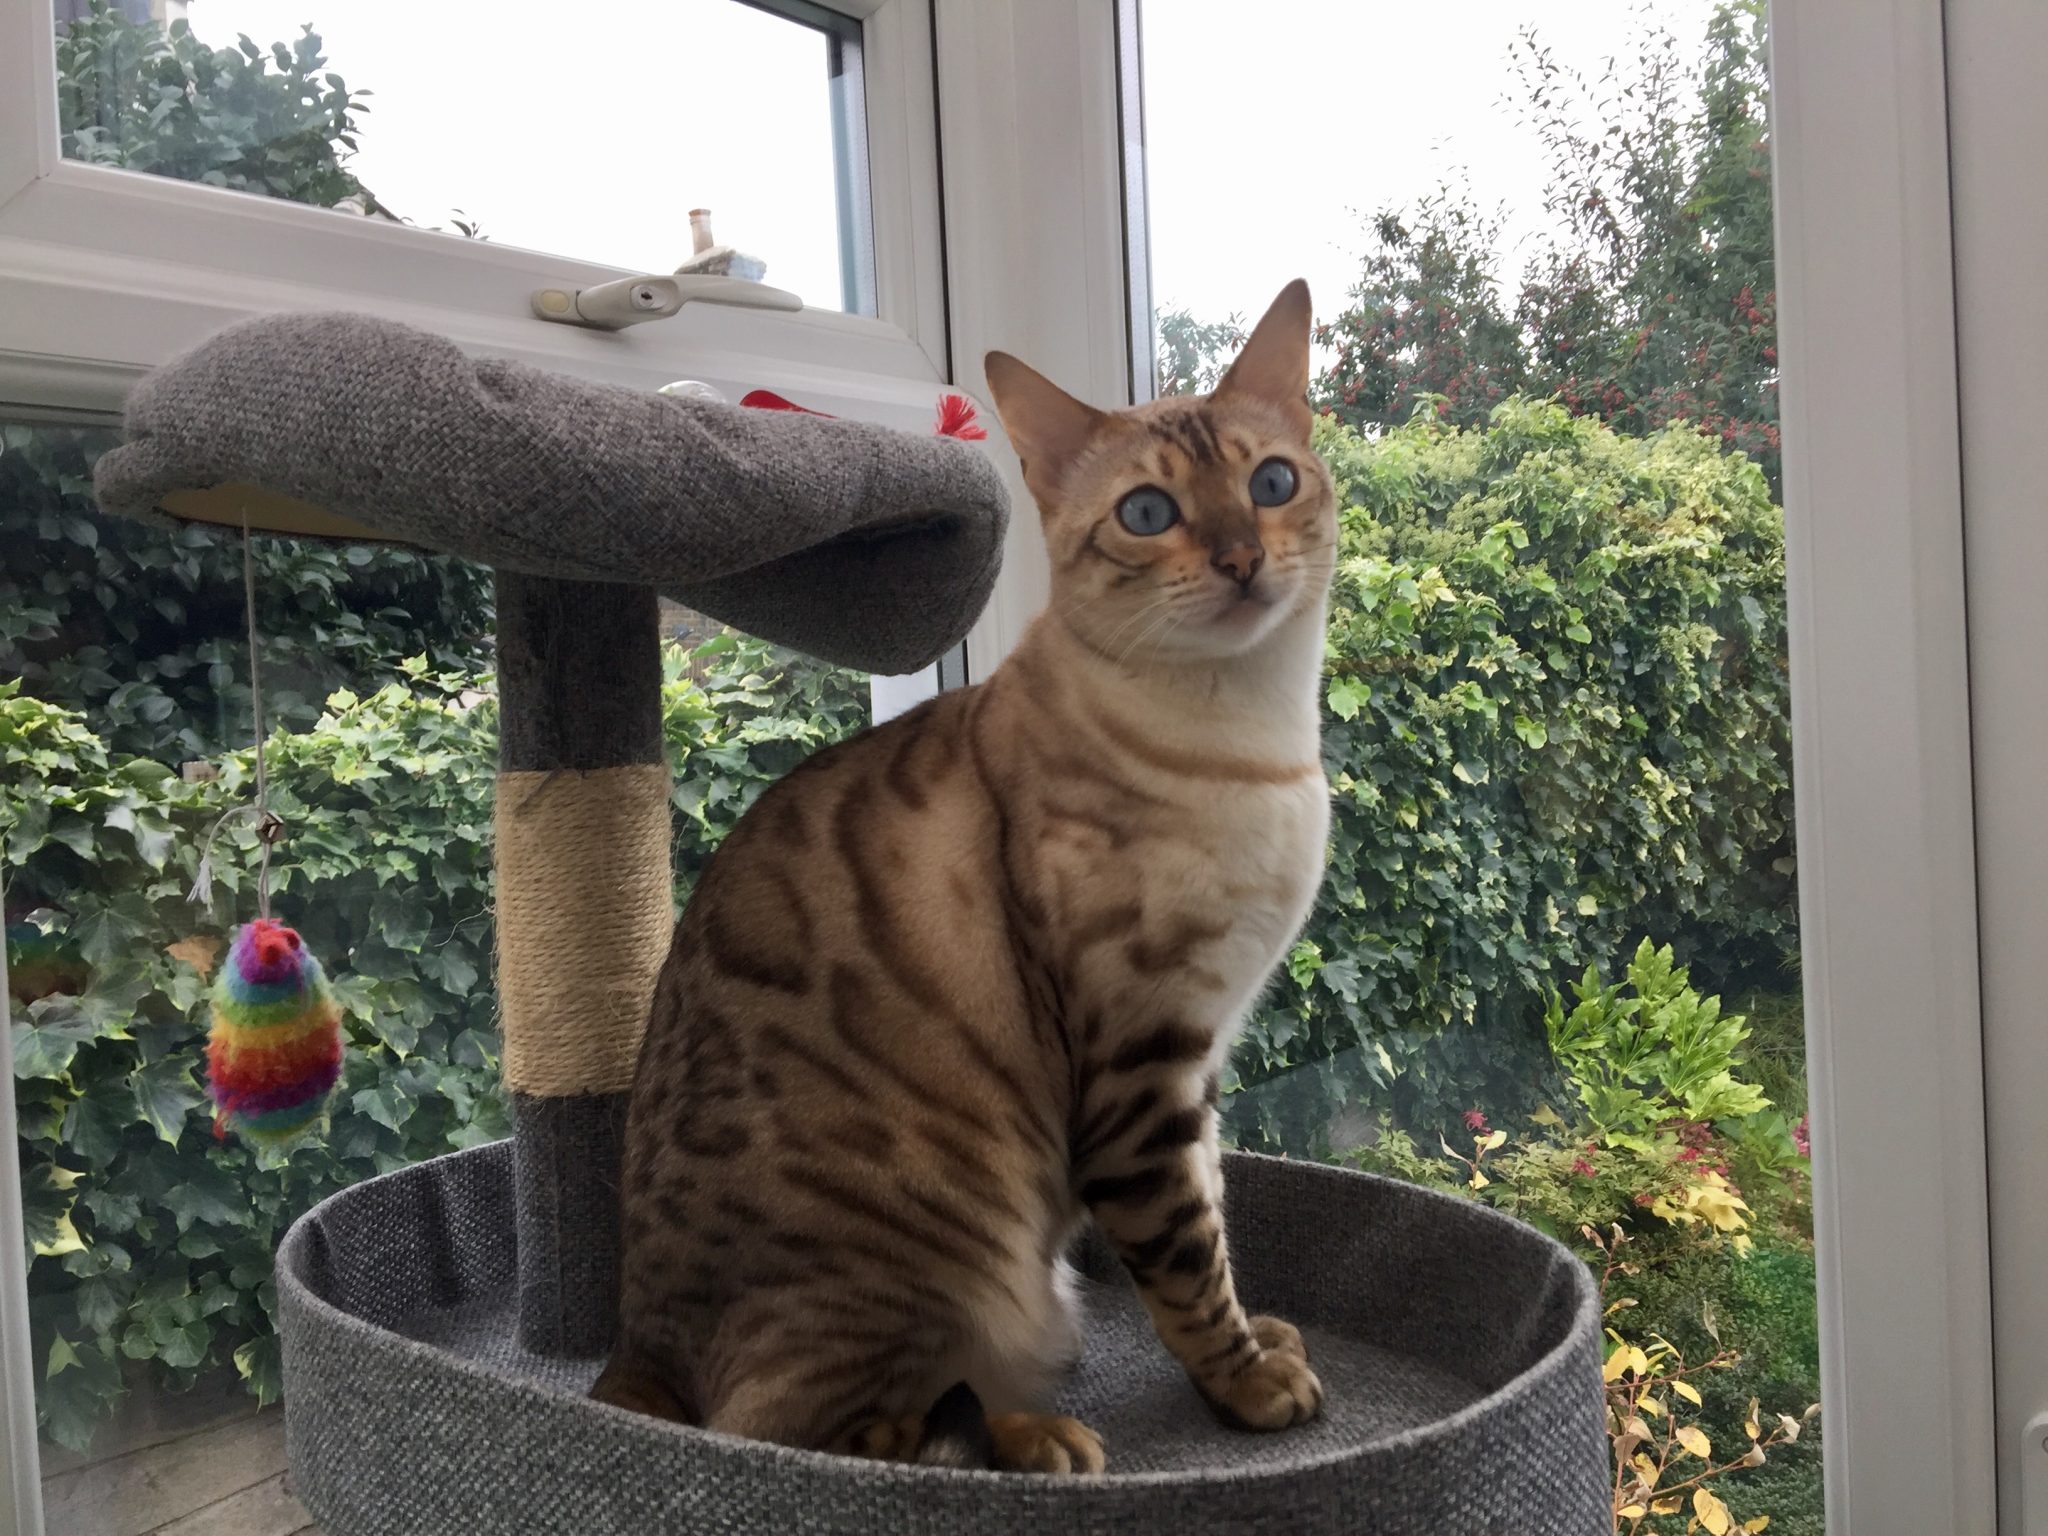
left=94, top=312, right=1609, bottom=1536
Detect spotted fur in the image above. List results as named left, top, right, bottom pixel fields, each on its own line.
left=596, top=281, right=1335, bottom=1470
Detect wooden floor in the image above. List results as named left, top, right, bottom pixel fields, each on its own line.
left=39, top=1378, right=320, bottom=1536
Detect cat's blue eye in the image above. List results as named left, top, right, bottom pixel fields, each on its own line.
left=1116, top=486, right=1180, bottom=536
left=1250, top=457, right=1298, bottom=507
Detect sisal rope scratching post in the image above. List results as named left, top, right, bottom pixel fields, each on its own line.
left=91, top=310, right=1008, bottom=1368
left=495, top=572, right=670, bottom=1356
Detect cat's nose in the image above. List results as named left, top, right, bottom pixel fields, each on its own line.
left=1211, top=543, right=1264, bottom=587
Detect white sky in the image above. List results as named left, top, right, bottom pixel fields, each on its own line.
left=190, top=0, right=852, bottom=310
left=1140, top=0, right=1724, bottom=331
left=187, top=0, right=1721, bottom=332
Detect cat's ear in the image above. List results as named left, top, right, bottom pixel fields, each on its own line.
left=1215, top=279, right=1313, bottom=434
left=983, top=351, right=1107, bottom=497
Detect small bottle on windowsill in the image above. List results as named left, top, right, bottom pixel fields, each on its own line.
left=675, top=208, right=767, bottom=283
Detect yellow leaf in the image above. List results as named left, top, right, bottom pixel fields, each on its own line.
left=32, top=1210, right=84, bottom=1259
left=1632, top=1453, right=1660, bottom=1486
left=1619, top=1506, right=1646, bottom=1520
left=168, top=934, right=222, bottom=978
left=1626, top=1345, right=1651, bottom=1378
left=1625, top=1415, right=1654, bottom=1442
left=1694, top=1487, right=1732, bottom=1535
left=1604, top=1346, right=1631, bottom=1383
left=1672, top=1378, right=1703, bottom=1405
left=1529, top=1103, right=1564, bottom=1127
left=1480, top=1128, right=1508, bottom=1151
left=1776, top=1412, right=1802, bottom=1443
left=1744, top=1419, right=1760, bottom=1441
left=1652, top=1498, right=1684, bottom=1516
left=1743, top=1519, right=1771, bottom=1533
left=1468, top=1168, right=1490, bottom=1190
left=1649, top=1194, right=1689, bottom=1224
left=1676, top=1425, right=1711, bottom=1459
left=1685, top=1173, right=1752, bottom=1233
left=1636, top=1393, right=1665, bottom=1416
left=1743, top=1443, right=1767, bottom=1467
left=46, top=1334, right=81, bottom=1379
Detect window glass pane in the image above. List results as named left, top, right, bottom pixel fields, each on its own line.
left=50, top=0, right=872, bottom=313
left=1134, top=4, right=1817, bottom=1530
left=2, top=421, right=868, bottom=1516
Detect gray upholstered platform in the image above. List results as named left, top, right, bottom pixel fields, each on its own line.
left=278, top=1142, right=1610, bottom=1535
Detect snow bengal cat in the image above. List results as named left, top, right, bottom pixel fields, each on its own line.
left=596, top=281, right=1336, bottom=1474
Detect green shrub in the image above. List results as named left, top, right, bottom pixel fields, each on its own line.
left=1625, top=1240, right=1825, bottom=1534
left=5, top=638, right=868, bottom=1450
left=57, top=1, right=373, bottom=210
left=1342, top=1027, right=1816, bottom=1534
left=1345, top=940, right=1795, bottom=1253
left=1229, top=401, right=1793, bottom=1150
left=1548, top=938, right=1769, bottom=1143
left=5, top=670, right=502, bottom=1449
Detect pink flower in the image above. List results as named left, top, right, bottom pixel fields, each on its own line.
left=1463, top=1109, right=1490, bottom=1133
left=1793, top=1115, right=1811, bottom=1158
left=1571, top=1158, right=1596, bottom=1178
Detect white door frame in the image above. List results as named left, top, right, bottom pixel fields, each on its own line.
left=1770, top=0, right=1995, bottom=1526
left=0, top=0, right=954, bottom=430
left=933, top=0, right=1137, bottom=676
left=1944, top=0, right=2048, bottom=1528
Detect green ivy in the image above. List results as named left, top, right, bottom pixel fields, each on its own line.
left=0, top=425, right=494, bottom=762
left=57, top=1, right=375, bottom=210
left=1228, top=401, right=1793, bottom=1151
left=4, top=640, right=868, bottom=1451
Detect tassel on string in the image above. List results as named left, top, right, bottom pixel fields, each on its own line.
left=736, top=388, right=989, bottom=440
left=189, top=521, right=340, bottom=1149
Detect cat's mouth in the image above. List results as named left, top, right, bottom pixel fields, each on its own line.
left=1214, top=582, right=1278, bottom=619
left=1198, top=586, right=1290, bottom=647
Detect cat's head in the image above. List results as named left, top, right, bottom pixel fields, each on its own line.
left=984, top=280, right=1336, bottom=664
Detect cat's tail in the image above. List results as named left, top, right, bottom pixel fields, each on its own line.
left=916, top=1381, right=996, bottom=1469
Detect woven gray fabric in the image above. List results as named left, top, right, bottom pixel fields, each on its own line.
left=510, top=1092, right=630, bottom=1357
left=278, top=1143, right=1609, bottom=1534
left=495, top=574, right=665, bottom=773
left=91, top=312, right=1008, bottom=675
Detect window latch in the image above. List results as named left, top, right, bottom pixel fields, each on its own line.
left=530, top=273, right=802, bottom=331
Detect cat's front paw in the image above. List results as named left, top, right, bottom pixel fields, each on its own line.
left=988, top=1412, right=1107, bottom=1474
left=1208, top=1315, right=1324, bottom=1431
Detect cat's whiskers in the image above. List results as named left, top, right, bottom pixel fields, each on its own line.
left=1094, top=591, right=1180, bottom=662
left=1116, top=596, right=1190, bottom=668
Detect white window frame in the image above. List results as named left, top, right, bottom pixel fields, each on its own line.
left=0, top=0, right=951, bottom=430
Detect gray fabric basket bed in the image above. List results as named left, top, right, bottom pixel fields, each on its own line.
left=278, top=1143, right=1608, bottom=1535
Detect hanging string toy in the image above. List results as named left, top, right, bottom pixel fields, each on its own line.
left=189, top=528, right=344, bottom=1147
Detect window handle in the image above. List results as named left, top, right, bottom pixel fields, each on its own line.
left=530, top=273, right=803, bottom=330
